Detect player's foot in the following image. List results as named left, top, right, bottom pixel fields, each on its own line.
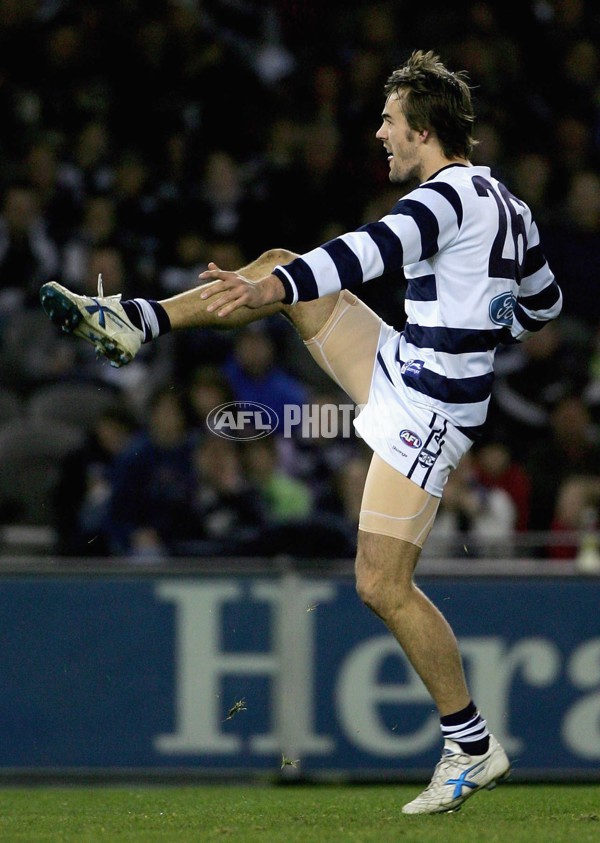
left=40, top=276, right=143, bottom=368
left=402, top=734, right=511, bottom=815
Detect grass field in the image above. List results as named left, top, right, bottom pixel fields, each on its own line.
left=0, top=783, right=597, bottom=842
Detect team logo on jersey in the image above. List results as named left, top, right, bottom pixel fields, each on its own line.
left=400, top=359, right=424, bottom=377
left=399, top=429, right=422, bottom=449
left=489, top=292, right=515, bottom=326
left=207, top=401, right=279, bottom=440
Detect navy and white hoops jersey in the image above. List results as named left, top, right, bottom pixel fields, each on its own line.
left=273, top=163, right=562, bottom=439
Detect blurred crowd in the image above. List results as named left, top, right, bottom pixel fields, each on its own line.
left=0, top=0, right=600, bottom=562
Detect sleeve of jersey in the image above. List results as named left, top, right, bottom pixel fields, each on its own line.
left=510, top=224, right=563, bottom=341
left=271, top=187, right=460, bottom=304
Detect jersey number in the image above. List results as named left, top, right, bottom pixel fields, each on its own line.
left=472, top=176, right=527, bottom=283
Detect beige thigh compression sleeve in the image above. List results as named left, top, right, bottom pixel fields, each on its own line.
left=359, top=452, right=441, bottom=547
left=302, top=290, right=387, bottom=406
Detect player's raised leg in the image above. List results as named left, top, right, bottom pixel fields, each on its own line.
left=162, top=249, right=341, bottom=343
left=39, top=248, right=339, bottom=367
left=160, top=248, right=292, bottom=331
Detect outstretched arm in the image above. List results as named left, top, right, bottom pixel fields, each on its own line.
left=200, top=182, right=461, bottom=314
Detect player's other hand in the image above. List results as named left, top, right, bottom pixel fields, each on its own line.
left=199, top=263, right=285, bottom=317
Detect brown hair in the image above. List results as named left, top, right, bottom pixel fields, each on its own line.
left=384, top=50, right=477, bottom=159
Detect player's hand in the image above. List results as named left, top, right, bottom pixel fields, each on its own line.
left=199, top=263, right=284, bottom=317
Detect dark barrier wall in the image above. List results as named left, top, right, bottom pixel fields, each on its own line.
left=0, top=572, right=598, bottom=778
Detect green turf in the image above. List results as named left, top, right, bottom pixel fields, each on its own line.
left=0, top=783, right=597, bottom=842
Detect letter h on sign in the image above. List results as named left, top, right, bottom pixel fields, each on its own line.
left=154, top=578, right=335, bottom=759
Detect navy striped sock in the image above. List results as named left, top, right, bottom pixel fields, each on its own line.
left=440, top=701, right=490, bottom=756
left=122, top=299, right=171, bottom=343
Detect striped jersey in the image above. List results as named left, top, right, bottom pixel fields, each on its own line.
left=272, top=163, right=562, bottom=438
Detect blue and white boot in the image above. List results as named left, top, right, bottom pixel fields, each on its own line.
left=40, top=275, right=143, bottom=368
left=402, top=734, right=511, bottom=815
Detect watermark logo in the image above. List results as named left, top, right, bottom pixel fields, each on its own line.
left=283, top=404, right=361, bottom=439
left=206, top=401, right=279, bottom=440
left=206, top=402, right=367, bottom=440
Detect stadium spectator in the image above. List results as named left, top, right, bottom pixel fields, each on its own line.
left=488, top=321, right=580, bottom=461
left=504, top=151, right=555, bottom=226
left=240, top=432, right=358, bottom=560
left=24, top=137, right=81, bottom=247
left=472, top=440, right=532, bottom=534
left=288, top=385, right=363, bottom=502
left=223, top=324, right=310, bottom=428
left=111, top=149, right=162, bottom=294
left=173, top=435, right=266, bottom=557
left=549, top=474, right=600, bottom=561
left=526, top=394, right=600, bottom=539
left=193, top=151, right=256, bottom=246
left=158, top=229, right=208, bottom=297
left=104, top=386, right=197, bottom=560
left=315, top=444, right=373, bottom=557
left=167, top=239, right=248, bottom=379
left=538, top=169, right=600, bottom=328
left=242, top=434, right=314, bottom=524
left=61, top=195, right=123, bottom=288
left=0, top=181, right=60, bottom=311
left=52, top=404, right=139, bottom=557
left=184, top=363, right=235, bottom=436
left=427, top=450, right=517, bottom=559
left=61, top=119, right=114, bottom=200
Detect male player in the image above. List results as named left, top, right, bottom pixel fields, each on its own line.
left=40, top=51, right=562, bottom=813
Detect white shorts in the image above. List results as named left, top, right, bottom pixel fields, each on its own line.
left=304, top=290, right=473, bottom=498
left=354, top=364, right=473, bottom=497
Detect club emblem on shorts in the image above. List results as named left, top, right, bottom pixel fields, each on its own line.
left=489, top=292, right=515, bottom=326
left=399, top=429, right=422, bottom=449
left=418, top=449, right=437, bottom=468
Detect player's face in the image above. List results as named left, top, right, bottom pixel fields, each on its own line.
left=376, top=93, right=422, bottom=183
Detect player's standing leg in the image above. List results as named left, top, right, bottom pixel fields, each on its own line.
left=293, top=296, right=512, bottom=815
left=355, top=483, right=510, bottom=814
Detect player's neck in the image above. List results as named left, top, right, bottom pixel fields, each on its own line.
left=421, top=156, right=471, bottom=182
